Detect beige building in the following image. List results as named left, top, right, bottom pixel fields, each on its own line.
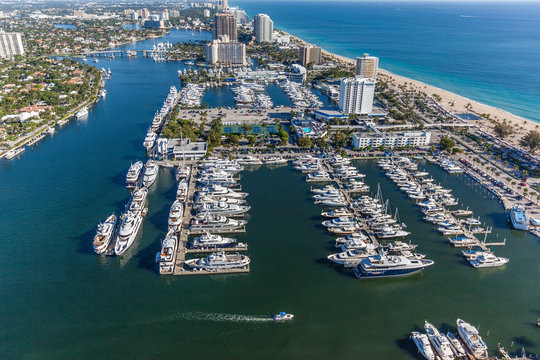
left=298, top=45, right=322, bottom=66
left=205, top=38, right=246, bottom=65
left=355, top=53, right=379, bottom=79
left=213, top=13, right=237, bottom=41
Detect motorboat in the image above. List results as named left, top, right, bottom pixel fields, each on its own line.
left=353, top=254, right=434, bottom=279
left=196, top=202, right=250, bottom=217
left=143, top=161, right=159, bottom=188
left=158, top=230, right=178, bottom=274
left=273, top=312, right=294, bottom=321
left=197, top=185, right=248, bottom=199
left=452, top=209, right=473, bottom=217
left=311, top=185, right=337, bottom=194
left=184, top=251, right=250, bottom=270
left=510, top=206, right=529, bottom=231
left=189, top=215, right=247, bottom=232
left=322, top=217, right=357, bottom=228
left=469, top=253, right=509, bottom=268
left=75, top=107, right=88, bottom=119
left=176, top=165, right=191, bottom=180
left=457, top=319, right=489, bottom=359
left=462, top=248, right=492, bottom=260
left=375, top=226, right=410, bottom=239
left=114, top=210, right=143, bottom=255
left=448, top=236, right=477, bottom=247
left=190, top=233, right=239, bottom=249
left=410, top=331, right=436, bottom=360
left=168, top=199, right=184, bottom=231
left=306, top=171, right=331, bottom=182
left=143, top=131, right=157, bottom=150
left=424, top=321, right=455, bottom=360
left=126, top=161, right=143, bottom=188
left=236, top=156, right=262, bottom=165
left=327, top=248, right=377, bottom=266
left=446, top=332, right=466, bottom=358
left=92, top=214, right=117, bottom=254
left=334, top=232, right=369, bottom=247
left=264, top=156, right=288, bottom=165
left=321, top=208, right=353, bottom=218
left=327, top=225, right=361, bottom=235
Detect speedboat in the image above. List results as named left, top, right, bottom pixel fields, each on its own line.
left=353, top=254, right=434, bottom=279
left=410, top=331, right=436, bottom=360
left=190, top=233, right=238, bottom=249
left=114, top=211, right=143, bottom=255
left=92, top=214, right=117, bottom=254
left=143, top=160, right=159, bottom=188
left=184, top=251, right=250, bottom=270
left=126, top=161, right=143, bottom=188
left=425, top=321, right=455, bottom=360
left=273, top=312, right=294, bottom=321
left=457, top=319, right=488, bottom=359
left=510, top=206, right=529, bottom=231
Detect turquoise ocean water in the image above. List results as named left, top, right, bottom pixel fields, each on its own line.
left=235, top=0, right=540, bottom=122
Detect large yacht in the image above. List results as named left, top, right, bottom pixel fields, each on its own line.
left=327, top=248, right=377, bottom=266
left=375, top=226, right=410, bottom=239
left=197, top=185, right=248, bottom=199
left=190, top=233, right=239, bottom=249
left=424, top=321, right=455, bottom=360
left=184, top=251, right=250, bottom=270
left=410, top=331, right=436, bottom=360
left=168, top=199, right=184, bottom=231
left=457, top=319, right=488, bottom=359
left=445, top=332, right=466, bottom=358
left=264, top=156, right=287, bottom=165
left=469, top=253, right=509, bottom=268
left=354, top=254, right=434, bottom=279
left=236, top=156, right=263, bottom=165
left=143, top=161, right=159, bottom=188
left=510, top=206, right=529, bottom=230
left=125, top=161, right=143, bottom=188
left=114, top=210, right=143, bottom=255
left=158, top=230, right=178, bottom=274
left=196, top=202, right=250, bottom=217
left=189, top=215, right=247, bottom=232
left=322, top=217, right=357, bottom=228
left=321, top=208, right=354, bottom=218
left=143, top=131, right=157, bottom=150
left=92, top=214, right=117, bottom=254
left=176, top=165, right=191, bottom=180
left=75, top=107, right=88, bottom=119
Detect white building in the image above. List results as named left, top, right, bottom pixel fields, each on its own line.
left=352, top=131, right=432, bottom=149
left=0, top=31, right=24, bottom=59
left=205, top=38, right=246, bottom=65
left=339, top=77, right=375, bottom=115
left=233, top=8, right=250, bottom=25
left=253, top=14, right=273, bottom=42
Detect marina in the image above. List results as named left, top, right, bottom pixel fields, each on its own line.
left=0, top=28, right=538, bottom=360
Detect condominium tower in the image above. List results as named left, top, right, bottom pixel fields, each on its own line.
left=339, top=77, right=376, bottom=115
left=205, top=37, right=246, bottom=65
left=0, top=31, right=24, bottom=59
left=355, top=53, right=379, bottom=79
left=253, top=14, right=273, bottom=42
left=298, top=45, right=322, bottom=66
left=213, top=13, right=237, bottom=41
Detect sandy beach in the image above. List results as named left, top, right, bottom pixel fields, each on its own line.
left=283, top=30, right=537, bottom=148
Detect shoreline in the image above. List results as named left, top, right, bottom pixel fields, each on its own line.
left=283, top=30, right=538, bottom=149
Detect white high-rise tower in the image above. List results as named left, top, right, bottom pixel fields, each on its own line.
left=339, top=78, right=375, bottom=115
left=253, top=14, right=273, bottom=42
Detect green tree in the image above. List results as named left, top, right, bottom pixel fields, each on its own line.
left=519, top=130, right=540, bottom=153
left=493, top=122, right=514, bottom=138
left=439, top=136, right=456, bottom=151
left=297, top=137, right=314, bottom=148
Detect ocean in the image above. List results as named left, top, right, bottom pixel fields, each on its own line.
left=235, top=0, right=540, bottom=122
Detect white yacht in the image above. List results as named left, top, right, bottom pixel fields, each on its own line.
left=410, top=331, right=436, bottom=360
left=469, top=253, right=509, bottom=268
left=158, top=230, right=178, bottom=274
left=236, top=156, right=262, bottom=165
left=114, top=210, right=143, bottom=255
left=321, top=208, right=354, bottom=218
left=142, top=161, right=159, bottom=188
left=322, top=217, right=357, bottom=228
left=4, top=147, right=25, bottom=160
left=126, top=161, right=143, bottom=188
left=354, top=254, right=434, bottom=279
left=168, top=200, right=184, bottom=231
left=311, top=185, right=337, bottom=194
left=92, top=214, right=117, bottom=254
left=327, top=248, right=377, bottom=266
left=424, top=321, right=455, bottom=360
left=457, top=319, right=489, bottom=359
left=510, top=206, right=529, bottom=231
left=177, top=180, right=188, bottom=200
left=375, top=226, right=410, bottom=239
left=189, top=215, right=247, bottom=232
left=334, top=232, right=369, bottom=247
left=191, top=233, right=238, bottom=249
left=264, top=156, right=288, bottom=165
left=176, top=165, right=191, bottom=180
left=446, top=332, right=467, bottom=358
left=184, top=251, right=250, bottom=270
left=197, top=185, right=248, bottom=199
left=306, top=171, right=331, bottom=182
left=196, top=202, right=250, bottom=217
left=143, top=131, right=157, bottom=150
left=327, top=224, right=361, bottom=235
left=75, top=107, right=88, bottom=119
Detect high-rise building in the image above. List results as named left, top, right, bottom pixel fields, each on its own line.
left=298, top=45, right=322, bottom=66
left=213, top=13, right=237, bottom=41
left=233, top=8, right=250, bottom=25
left=203, top=9, right=211, bottom=18
left=219, top=0, right=228, bottom=11
left=0, top=31, right=24, bottom=59
left=253, top=14, right=273, bottom=42
left=339, top=77, right=376, bottom=115
left=355, top=53, right=379, bottom=79
left=170, top=10, right=180, bottom=18
left=205, top=38, right=246, bottom=65
left=160, top=10, right=169, bottom=21
left=140, top=8, right=150, bottom=20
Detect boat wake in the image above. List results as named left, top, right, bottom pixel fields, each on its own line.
left=178, top=312, right=273, bottom=323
